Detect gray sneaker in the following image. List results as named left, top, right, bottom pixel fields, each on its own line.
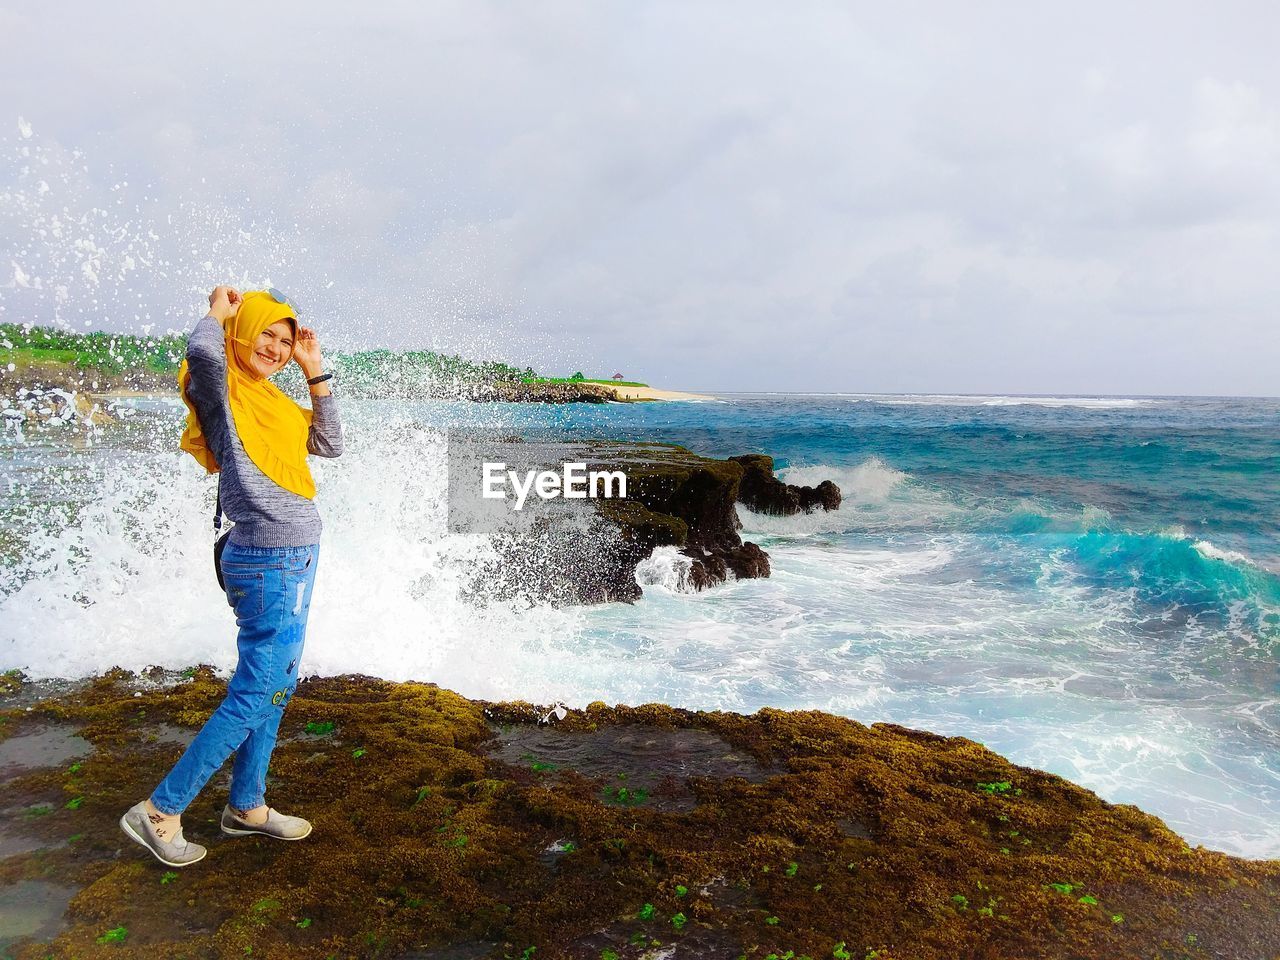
left=220, top=805, right=312, bottom=840
left=119, top=801, right=207, bottom=867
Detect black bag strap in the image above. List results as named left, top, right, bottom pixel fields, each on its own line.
left=213, top=486, right=228, bottom=593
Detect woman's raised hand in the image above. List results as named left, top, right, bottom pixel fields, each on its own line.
left=207, top=286, right=242, bottom=323
left=293, top=325, right=324, bottom=379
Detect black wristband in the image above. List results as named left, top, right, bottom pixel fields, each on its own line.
left=306, top=372, right=334, bottom=386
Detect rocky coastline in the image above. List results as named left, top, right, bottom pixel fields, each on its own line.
left=471, top=381, right=620, bottom=404
left=0, top=669, right=1276, bottom=959
left=470, top=442, right=841, bottom=605
left=596, top=447, right=841, bottom=597
left=469, top=382, right=714, bottom=404
left=1, top=386, right=115, bottom=428
left=0, top=376, right=696, bottom=427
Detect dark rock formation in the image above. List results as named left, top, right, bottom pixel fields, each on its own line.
left=681, top=541, right=771, bottom=591
left=731, top=453, right=842, bottom=514
left=596, top=446, right=847, bottom=596
left=459, top=442, right=839, bottom=606
left=4, top=670, right=1276, bottom=959
left=471, top=381, right=617, bottom=404
left=1, top=387, right=114, bottom=427
left=592, top=443, right=773, bottom=598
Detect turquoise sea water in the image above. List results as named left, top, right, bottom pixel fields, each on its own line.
left=498, top=392, right=1280, bottom=859
left=2, top=392, right=1278, bottom=858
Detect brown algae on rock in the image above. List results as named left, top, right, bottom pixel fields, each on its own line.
left=0, top=669, right=1272, bottom=959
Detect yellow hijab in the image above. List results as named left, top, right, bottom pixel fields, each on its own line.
left=178, top=290, right=316, bottom=499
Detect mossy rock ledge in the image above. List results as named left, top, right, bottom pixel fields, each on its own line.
left=0, top=669, right=1275, bottom=959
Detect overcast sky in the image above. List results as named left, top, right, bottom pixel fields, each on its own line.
left=2, top=1, right=1279, bottom=395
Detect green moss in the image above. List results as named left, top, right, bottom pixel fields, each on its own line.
left=976, top=780, right=1012, bottom=795
left=0, top=669, right=26, bottom=696
left=597, top=499, right=689, bottom=548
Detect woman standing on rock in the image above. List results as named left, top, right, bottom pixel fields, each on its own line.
left=120, top=285, right=343, bottom=867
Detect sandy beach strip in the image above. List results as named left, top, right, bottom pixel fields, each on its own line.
left=605, top=385, right=718, bottom=401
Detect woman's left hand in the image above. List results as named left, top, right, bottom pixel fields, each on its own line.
left=293, top=325, right=323, bottom=379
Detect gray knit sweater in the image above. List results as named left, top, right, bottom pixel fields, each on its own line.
left=185, top=313, right=343, bottom=547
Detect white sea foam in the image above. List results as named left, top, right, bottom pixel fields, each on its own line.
left=1192, top=539, right=1258, bottom=567
left=992, top=707, right=1280, bottom=860
left=0, top=406, right=594, bottom=706
left=778, top=458, right=906, bottom=499
left=738, top=458, right=964, bottom=537
left=635, top=545, right=697, bottom=593
left=845, top=393, right=1158, bottom=409
left=1150, top=525, right=1270, bottom=573
left=0, top=127, right=312, bottom=335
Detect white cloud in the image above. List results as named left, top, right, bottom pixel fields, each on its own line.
left=1, top=0, right=1279, bottom=393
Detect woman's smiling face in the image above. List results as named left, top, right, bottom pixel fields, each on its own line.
left=247, top=320, right=295, bottom=378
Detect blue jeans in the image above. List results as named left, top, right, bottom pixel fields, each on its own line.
left=151, top=542, right=319, bottom=815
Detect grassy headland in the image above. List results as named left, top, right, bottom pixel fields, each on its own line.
left=0, top=324, right=693, bottom=404
left=0, top=324, right=538, bottom=399
left=523, top=375, right=650, bottom=388
left=0, top=323, right=187, bottom=393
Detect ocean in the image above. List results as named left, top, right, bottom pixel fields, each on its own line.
left=2, top=391, right=1278, bottom=859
